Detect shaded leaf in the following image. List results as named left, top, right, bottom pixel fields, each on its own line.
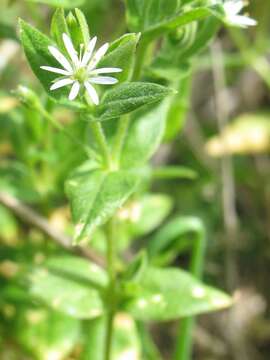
left=29, top=256, right=107, bottom=319
left=17, top=308, right=80, bottom=360
left=121, top=99, right=171, bottom=168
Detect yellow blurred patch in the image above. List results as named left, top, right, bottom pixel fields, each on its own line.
left=205, top=113, right=270, bottom=157
left=0, top=96, right=18, bottom=113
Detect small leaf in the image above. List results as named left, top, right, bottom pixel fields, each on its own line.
left=66, top=162, right=140, bottom=243
left=96, top=82, right=172, bottom=121
left=98, top=33, right=140, bottom=83
left=51, top=8, right=70, bottom=53
left=74, top=8, right=90, bottom=47
left=19, top=19, right=56, bottom=94
left=29, top=257, right=107, bottom=319
left=123, top=266, right=232, bottom=321
left=123, top=194, right=173, bottom=238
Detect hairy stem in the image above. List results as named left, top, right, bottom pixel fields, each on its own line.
left=89, top=122, right=112, bottom=169
left=112, top=114, right=130, bottom=166
left=132, top=38, right=149, bottom=81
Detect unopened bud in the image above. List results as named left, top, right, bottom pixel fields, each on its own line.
left=14, top=85, right=41, bottom=110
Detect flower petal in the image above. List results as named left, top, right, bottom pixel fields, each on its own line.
left=69, top=81, right=81, bottom=101
left=88, top=43, right=109, bottom=70
left=229, top=14, right=257, bottom=27
left=40, top=66, right=72, bottom=76
left=63, top=33, right=80, bottom=67
left=48, top=46, right=73, bottom=72
left=81, top=36, right=97, bottom=67
left=92, top=67, right=122, bottom=74
left=50, top=78, right=75, bottom=90
left=89, top=76, right=118, bottom=85
left=84, top=81, right=99, bottom=105
left=224, top=0, right=244, bottom=16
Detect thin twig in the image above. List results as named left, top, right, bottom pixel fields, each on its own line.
left=0, top=192, right=105, bottom=267
left=211, top=41, right=239, bottom=291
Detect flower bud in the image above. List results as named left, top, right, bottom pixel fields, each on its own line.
left=14, top=85, right=41, bottom=110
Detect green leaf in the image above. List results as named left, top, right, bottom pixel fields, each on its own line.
left=121, top=99, right=171, bottom=168
left=66, top=161, right=139, bottom=243
left=16, top=308, right=80, bottom=360
left=27, top=0, right=85, bottom=8
left=98, top=33, right=140, bottom=83
left=50, top=8, right=70, bottom=53
left=29, top=256, right=107, bottom=319
left=19, top=19, right=56, bottom=93
left=123, top=266, right=232, bottom=321
left=74, top=8, right=90, bottom=47
left=126, top=194, right=173, bottom=237
left=45, top=255, right=108, bottom=288
left=96, top=82, right=172, bottom=121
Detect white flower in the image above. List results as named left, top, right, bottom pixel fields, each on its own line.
left=223, top=0, right=257, bottom=28
left=41, top=33, right=122, bottom=104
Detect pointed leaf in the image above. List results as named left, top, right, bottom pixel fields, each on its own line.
left=98, top=33, right=140, bottom=83
left=123, top=266, right=232, bottom=321
left=96, top=82, right=173, bottom=121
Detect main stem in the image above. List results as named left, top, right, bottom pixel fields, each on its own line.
left=104, top=218, right=117, bottom=360
left=89, top=122, right=112, bottom=169
left=40, top=108, right=96, bottom=159
left=112, top=114, right=130, bottom=166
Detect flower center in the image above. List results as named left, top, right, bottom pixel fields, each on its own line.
left=74, top=67, right=88, bottom=83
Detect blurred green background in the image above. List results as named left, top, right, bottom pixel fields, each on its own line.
left=0, top=0, right=269, bottom=359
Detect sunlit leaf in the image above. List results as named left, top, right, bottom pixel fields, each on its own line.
left=123, top=266, right=232, bottom=321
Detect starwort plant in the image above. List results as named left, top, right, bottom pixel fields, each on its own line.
left=15, top=1, right=256, bottom=359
